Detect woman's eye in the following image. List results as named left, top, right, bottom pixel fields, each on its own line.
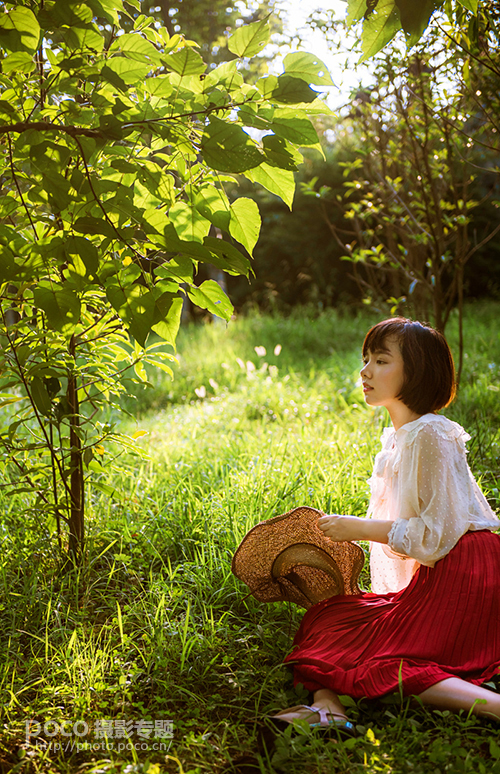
left=377, top=360, right=386, bottom=365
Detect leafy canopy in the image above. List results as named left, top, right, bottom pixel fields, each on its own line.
left=0, top=0, right=331, bottom=552
left=345, top=0, right=480, bottom=60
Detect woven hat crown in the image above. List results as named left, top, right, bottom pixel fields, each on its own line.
left=232, top=506, right=365, bottom=609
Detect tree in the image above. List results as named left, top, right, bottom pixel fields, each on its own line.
left=299, top=29, right=500, bottom=379
left=0, top=0, right=332, bottom=558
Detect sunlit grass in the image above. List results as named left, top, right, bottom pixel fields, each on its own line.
left=0, top=304, right=499, bottom=773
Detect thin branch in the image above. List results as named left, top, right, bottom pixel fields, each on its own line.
left=2, top=314, right=74, bottom=501
left=80, top=356, right=143, bottom=391
left=373, top=169, right=432, bottom=239
left=0, top=440, right=51, bottom=507
left=0, top=121, right=102, bottom=137
left=0, top=95, right=254, bottom=138
left=404, top=83, right=500, bottom=155
left=71, top=134, right=146, bottom=260
left=121, top=97, right=255, bottom=128
left=463, top=220, right=500, bottom=263
left=435, top=20, right=500, bottom=79
left=7, top=134, right=38, bottom=239
left=73, top=322, right=124, bottom=348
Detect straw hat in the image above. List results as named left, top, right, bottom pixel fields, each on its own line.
left=231, top=506, right=365, bottom=609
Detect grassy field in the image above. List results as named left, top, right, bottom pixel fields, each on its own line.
left=1, top=304, right=500, bottom=774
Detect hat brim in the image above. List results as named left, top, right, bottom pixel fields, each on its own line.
left=231, top=506, right=365, bottom=609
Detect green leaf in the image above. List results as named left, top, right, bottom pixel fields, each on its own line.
left=229, top=198, right=261, bottom=257
left=32, top=283, right=81, bottom=334
left=359, top=0, right=401, bottom=62
left=396, top=0, right=441, bottom=45
left=270, top=111, right=321, bottom=146
left=282, top=52, right=334, bottom=86
left=143, top=214, right=215, bottom=261
left=154, top=256, right=194, bottom=284
left=151, top=293, right=183, bottom=347
left=73, top=216, right=118, bottom=240
left=163, top=47, right=206, bottom=76
left=106, top=283, right=155, bottom=347
left=0, top=246, right=17, bottom=283
left=45, top=2, right=92, bottom=28
left=0, top=394, right=25, bottom=409
left=228, top=19, right=270, bottom=58
left=457, top=0, right=478, bottom=11
left=0, top=7, right=40, bottom=54
left=64, top=23, right=104, bottom=53
left=0, top=193, right=19, bottom=219
left=271, top=74, right=318, bottom=104
left=256, top=74, right=279, bottom=100
left=201, top=117, right=263, bottom=173
left=86, top=0, right=122, bottom=25
left=204, top=237, right=252, bottom=277
left=64, top=236, right=99, bottom=276
left=244, top=163, right=296, bottom=209
left=1, top=51, right=35, bottom=73
left=30, top=377, right=52, bottom=417
left=346, top=0, right=368, bottom=25
left=90, top=480, right=117, bottom=497
left=29, top=140, right=72, bottom=172
left=144, top=74, right=173, bottom=98
left=202, top=59, right=243, bottom=90
left=169, top=201, right=212, bottom=243
left=96, top=117, right=125, bottom=144
left=137, top=161, right=175, bottom=206
left=102, top=58, right=152, bottom=88
left=194, top=185, right=231, bottom=231
left=41, top=169, right=73, bottom=212
left=0, top=99, right=19, bottom=121
left=462, top=57, right=471, bottom=89
left=237, top=104, right=272, bottom=131
left=109, top=32, right=162, bottom=64
left=262, top=135, right=302, bottom=171
left=187, top=280, right=233, bottom=320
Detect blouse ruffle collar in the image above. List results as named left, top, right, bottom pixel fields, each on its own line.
left=394, top=413, right=470, bottom=448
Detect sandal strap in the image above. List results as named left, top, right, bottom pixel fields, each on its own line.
left=271, top=704, right=350, bottom=729
left=310, top=705, right=348, bottom=728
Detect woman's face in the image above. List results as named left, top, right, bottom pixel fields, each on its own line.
left=360, top=336, right=406, bottom=409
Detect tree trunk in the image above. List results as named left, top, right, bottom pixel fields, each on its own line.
left=67, top=337, right=84, bottom=558
left=156, top=0, right=175, bottom=36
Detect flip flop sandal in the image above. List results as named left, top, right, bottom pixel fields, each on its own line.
left=257, top=704, right=356, bottom=756
left=269, top=704, right=356, bottom=736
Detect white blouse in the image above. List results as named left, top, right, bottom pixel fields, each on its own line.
left=368, top=413, right=499, bottom=594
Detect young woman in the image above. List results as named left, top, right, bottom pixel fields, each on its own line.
left=271, top=318, right=500, bottom=731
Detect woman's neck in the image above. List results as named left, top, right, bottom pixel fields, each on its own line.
left=387, top=401, right=423, bottom=432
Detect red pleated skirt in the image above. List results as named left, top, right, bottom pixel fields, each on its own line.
left=284, top=530, right=500, bottom=698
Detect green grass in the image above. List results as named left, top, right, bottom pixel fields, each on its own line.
left=0, top=303, right=500, bottom=774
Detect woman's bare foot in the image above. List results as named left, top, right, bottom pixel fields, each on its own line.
left=312, top=687, right=349, bottom=718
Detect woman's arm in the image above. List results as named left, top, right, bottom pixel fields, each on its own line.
left=317, top=515, right=391, bottom=544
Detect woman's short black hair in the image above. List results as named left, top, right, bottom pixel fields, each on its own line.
left=362, top=317, right=456, bottom=415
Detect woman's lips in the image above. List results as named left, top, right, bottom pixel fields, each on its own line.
left=363, top=384, right=373, bottom=393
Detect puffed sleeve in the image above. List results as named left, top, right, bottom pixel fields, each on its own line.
left=387, top=423, right=474, bottom=566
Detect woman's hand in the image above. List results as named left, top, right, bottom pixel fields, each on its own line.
left=317, top=515, right=364, bottom=542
